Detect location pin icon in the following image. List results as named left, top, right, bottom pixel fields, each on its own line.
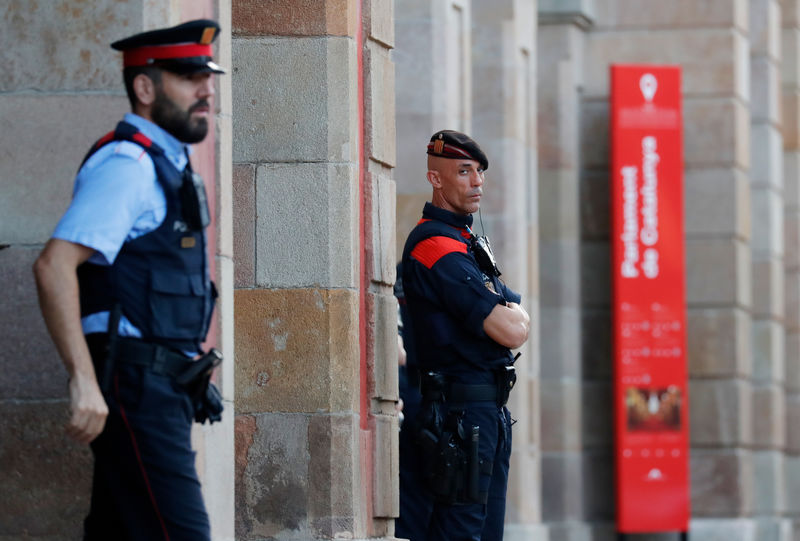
left=640, top=73, right=657, bottom=103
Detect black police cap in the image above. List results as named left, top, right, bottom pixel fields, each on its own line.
left=426, top=129, right=489, bottom=171
left=111, top=19, right=225, bottom=74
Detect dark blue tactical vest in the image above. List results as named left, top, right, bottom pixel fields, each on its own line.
left=77, top=121, right=216, bottom=352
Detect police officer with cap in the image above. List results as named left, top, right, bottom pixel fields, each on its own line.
left=400, top=130, right=530, bottom=540
left=34, top=19, right=225, bottom=541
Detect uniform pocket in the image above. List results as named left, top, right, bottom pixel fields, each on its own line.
left=148, top=269, right=206, bottom=340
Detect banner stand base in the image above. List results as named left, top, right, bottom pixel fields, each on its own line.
left=618, top=532, right=688, bottom=541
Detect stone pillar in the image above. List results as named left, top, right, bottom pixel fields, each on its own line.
left=781, top=1, right=800, bottom=538
left=469, top=1, right=542, bottom=538
left=365, top=0, right=401, bottom=535
left=582, top=1, right=754, bottom=538
left=749, top=1, right=789, bottom=539
left=537, top=2, right=595, bottom=540
left=231, top=0, right=398, bottom=538
left=394, top=0, right=473, bottom=257
left=0, top=2, right=234, bottom=539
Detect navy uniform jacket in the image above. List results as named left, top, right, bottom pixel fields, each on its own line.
left=401, top=202, right=520, bottom=386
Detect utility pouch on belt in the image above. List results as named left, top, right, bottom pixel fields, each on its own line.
left=495, top=365, right=517, bottom=408
left=176, top=348, right=224, bottom=424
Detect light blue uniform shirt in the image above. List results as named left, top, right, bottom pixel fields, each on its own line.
left=53, top=113, right=191, bottom=337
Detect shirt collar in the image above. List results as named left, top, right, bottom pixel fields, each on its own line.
left=422, top=201, right=474, bottom=230
left=123, top=112, right=190, bottom=170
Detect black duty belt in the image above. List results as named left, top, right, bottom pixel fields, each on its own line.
left=86, top=334, right=193, bottom=379
left=113, top=337, right=194, bottom=378
left=438, top=366, right=516, bottom=406
left=445, top=383, right=498, bottom=403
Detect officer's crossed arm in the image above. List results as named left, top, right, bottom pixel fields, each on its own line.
left=33, top=238, right=109, bottom=444
left=483, top=301, right=530, bottom=349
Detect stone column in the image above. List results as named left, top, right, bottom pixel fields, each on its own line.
left=749, top=1, right=790, bottom=539
left=395, top=0, right=473, bottom=256
left=537, top=2, right=600, bottom=540
left=365, top=0, right=401, bottom=535
left=584, top=1, right=754, bottom=538
left=470, top=1, right=542, bottom=538
left=781, top=1, right=800, bottom=538
left=231, top=0, right=398, bottom=538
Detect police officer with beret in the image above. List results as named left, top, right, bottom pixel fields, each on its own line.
left=401, top=130, right=530, bottom=540
left=33, top=19, right=225, bottom=541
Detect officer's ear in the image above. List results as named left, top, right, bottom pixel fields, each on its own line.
left=132, top=73, right=157, bottom=107
left=426, top=169, right=442, bottom=189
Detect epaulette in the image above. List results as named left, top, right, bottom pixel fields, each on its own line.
left=79, top=121, right=164, bottom=170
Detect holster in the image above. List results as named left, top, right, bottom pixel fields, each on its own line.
left=495, top=365, right=517, bottom=408
left=414, top=371, right=490, bottom=504
left=91, top=333, right=225, bottom=425
left=175, top=349, right=224, bottom=424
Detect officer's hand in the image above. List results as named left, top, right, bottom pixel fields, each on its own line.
left=66, top=373, right=109, bottom=444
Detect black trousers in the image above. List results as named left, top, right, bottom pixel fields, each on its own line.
left=83, top=351, right=210, bottom=541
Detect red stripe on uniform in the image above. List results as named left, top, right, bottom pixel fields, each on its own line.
left=411, top=236, right=467, bottom=269
left=96, top=131, right=115, bottom=147
left=132, top=132, right=153, bottom=148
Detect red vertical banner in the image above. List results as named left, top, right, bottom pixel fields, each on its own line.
left=610, top=65, right=690, bottom=533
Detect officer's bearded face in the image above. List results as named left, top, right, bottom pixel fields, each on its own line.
left=151, top=73, right=211, bottom=144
